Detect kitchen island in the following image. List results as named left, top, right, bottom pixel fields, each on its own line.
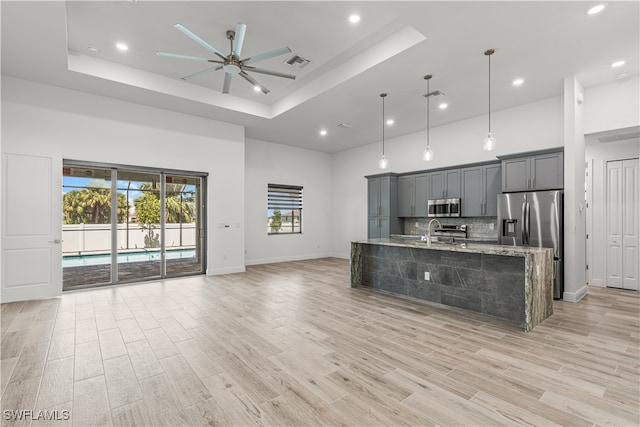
left=351, top=238, right=553, bottom=331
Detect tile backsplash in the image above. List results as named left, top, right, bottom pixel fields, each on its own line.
left=403, top=217, right=498, bottom=240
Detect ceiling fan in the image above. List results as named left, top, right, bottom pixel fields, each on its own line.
left=157, top=23, right=296, bottom=94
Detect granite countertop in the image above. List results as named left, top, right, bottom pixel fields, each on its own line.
left=355, top=238, right=553, bottom=257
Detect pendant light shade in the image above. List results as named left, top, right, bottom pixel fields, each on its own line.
left=483, top=48, right=496, bottom=151
left=423, top=74, right=434, bottom=161
left=379, top=93, right=389, bottom=169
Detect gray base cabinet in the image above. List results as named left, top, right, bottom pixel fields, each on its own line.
left=502, top=151, right=563, bottom=192
left=367, top=174, right=402, bottom=238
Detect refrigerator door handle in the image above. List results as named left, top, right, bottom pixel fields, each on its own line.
left=524, top=202, right=531, bottom=246
left=521, top=202, right=526, bottom=245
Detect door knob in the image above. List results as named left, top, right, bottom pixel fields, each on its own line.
left=48, top=239, right=63, bottom=244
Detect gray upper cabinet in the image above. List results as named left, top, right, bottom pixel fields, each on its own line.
left=461, top=166, right=483, bottom=217
left=429, top=169, right=460, bottom=199
left=367, top=174, right=401, bottom=238
left=484, top=163, right=502, bottom=216
left=502, top=151, right=563, bottom=192
left=461, top=163, right=501, bottom=217
left=531, top=152, right=563, bottom=190
left=398, top=173, right=428, bottom=217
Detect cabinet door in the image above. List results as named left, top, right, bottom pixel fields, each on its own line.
left=531, top=152, right=563, bottom=190
left=397, top=176, right=414, bottom=217
left=368, top=217, right=380, bottom=239
left=445, top=169, right=461, bottom=198
left=502, top=157, right=530, bottom=192
left=461, top=167, right=483, bottom=217
left=429, top=171, right=445, bottom=199
left=378, top=217, right=391, bottom=238
left=367, top=178, right=380, bottom=216
left=414, top=174, right=429, bottom=217
left=484, top=163, right=502, bottom=216
left=379, top=176, right=391, bottom=217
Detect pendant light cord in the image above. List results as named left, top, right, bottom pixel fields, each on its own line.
left=488, top=52, right=491, bottom=133
left=382, top=95, right=385, bottom=155
left=426, top=78, right=430, bottom=147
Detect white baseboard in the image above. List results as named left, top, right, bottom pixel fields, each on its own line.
left=245, top=253, right=331, bottom=266
left=330, top=252, right=350, bottom=260
left=563, top=285, right=588, bottom=302
left=206, top=265, right=246, bottom=275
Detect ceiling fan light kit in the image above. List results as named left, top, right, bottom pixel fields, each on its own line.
left=157, top=22, right=296, bottom=95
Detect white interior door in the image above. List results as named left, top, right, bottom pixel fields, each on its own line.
left=622, top=159, right=638, bottom=290
left=606, top=161, right=623, bottom=288
left=1, top=152, right=62, bottom=303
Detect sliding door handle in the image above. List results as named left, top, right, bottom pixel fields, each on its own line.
left=48, top=239, right=63, bottom=244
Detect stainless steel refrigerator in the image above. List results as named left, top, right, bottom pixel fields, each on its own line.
left=497, top=191, right=563, bottom=299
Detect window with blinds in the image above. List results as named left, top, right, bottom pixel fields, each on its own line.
left=267, top=184, right=302, bottom=234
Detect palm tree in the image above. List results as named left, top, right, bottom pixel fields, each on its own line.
left=63, top=183, right=127, bottom=224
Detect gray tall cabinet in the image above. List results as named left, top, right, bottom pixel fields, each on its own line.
left=367, top=174, right=402, bottom=238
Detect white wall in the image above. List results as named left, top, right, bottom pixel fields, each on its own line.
left=1, top=76, right=246, bottom=280
left=245, top=138, right=331, bottom=264
left=329, top=96, right=564, bottom=258
left=584, top=75, right=639, bottom=135
left=585, top=139, right=639, bottom=286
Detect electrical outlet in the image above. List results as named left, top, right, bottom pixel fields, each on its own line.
left=536, top=265, right=540, bottom=276
left=424, top=271, right=430, bottom=281
left=489, top=222, right=495, bottom=231
left=223, top=254, right=227, bottom=261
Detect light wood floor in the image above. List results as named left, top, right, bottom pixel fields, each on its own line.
left=1, top=258, right=638, bottom=426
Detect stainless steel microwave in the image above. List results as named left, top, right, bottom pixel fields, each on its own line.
left=428, top=198, right=461, bottom=217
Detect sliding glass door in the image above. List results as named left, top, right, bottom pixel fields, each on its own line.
left=62, top=166, right=114, bottom=288
left=116, top=170, right=163, bottom=283
left=164, top=174, right=204, bottom=277
left=62, top=162, right=206, bottom=290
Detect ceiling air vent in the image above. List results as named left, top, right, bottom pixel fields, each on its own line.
left=284, top=55, right=310, bottom=69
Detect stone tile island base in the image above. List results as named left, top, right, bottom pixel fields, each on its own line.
left=351, top=239, right=554, bottom=331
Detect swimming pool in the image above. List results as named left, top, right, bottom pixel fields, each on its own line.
left=63, top=248, right=197, bottom=268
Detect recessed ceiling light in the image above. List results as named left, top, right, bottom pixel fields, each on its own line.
left=254, top=85, right=261, bottom=92
left=512, top=78, right=525, bottom=86
left=587, top=4, right=606, bottom=15
left=439, top=103, right=448, bottom=110
left=116, top=42, right=129, bottom=51
left=319, top=129, right=327, bottom=136
left=611, top=60, right=626, bottom=68
left=386, top=119, right=394, bottom=125
left=349, top=14, right=361, bottom=24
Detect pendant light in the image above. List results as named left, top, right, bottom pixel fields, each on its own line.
left=378, top=93, right=389, bottom=169
left=483, top=48, right=496, bottom=151
left=422, top=75, right=434, bottom=161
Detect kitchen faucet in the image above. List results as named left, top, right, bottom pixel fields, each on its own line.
left=422, top=218, right=442, bottom=244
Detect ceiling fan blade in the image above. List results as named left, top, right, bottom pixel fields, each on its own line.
left=239, top=71, right=270, bottom=94
left=241, top=46, right=292, bottom=65
left=180, top=66, right=222, bottom=81
left=243, top=66, right=296, bottom=80
left=156, top=51, right=222, bottom=63
left=222, top=73, right=232, bottom=94
left=174, top=23, right=226, bottom=60
left=232, top=23, right=247, bottom=57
